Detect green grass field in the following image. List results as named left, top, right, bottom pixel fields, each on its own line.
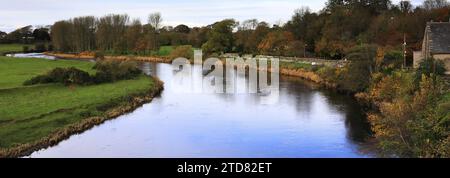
left=101, top=45, right=174, bottom=57
left=0, top=57, right=157, bottom=149
left=152, top=45, right=174, bottom=56
left=0, top=58, right=95, bottom=89
left=0, top=44, right=33, bottom=55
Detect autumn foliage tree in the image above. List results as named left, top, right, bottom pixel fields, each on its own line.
left=367, top=73, right=449, bottom=157
left=258, top=30, right=304, bottom=57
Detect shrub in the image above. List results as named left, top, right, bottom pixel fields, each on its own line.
left=24, top=67, right=92, bottom=86
left=93, top=59, right=142, bottom=83
left=94, top=51, right=105, bottom=60
left=383, top=50, right=403, bottom=71
left=118, top=60, right=142, bottom=79
left=337, top=44, right=377, bottom=93
left=369, top=75, right=450, bottom=157
left=367, top=71, right=415, bottom=103
left=415, top=58, right=446, bottom=86
left=317, top=66, right=337, bottom=83
left=24, top=60, right=142, bottom=86
left=168, top=45, right=194, bottom=60
left=34, top=43, right=47, bottom=52
left=22, top=46, right=30, bottom=53
left=47, top=44, right=54, bottom=51
left=337, top=61, right=372, bottom=93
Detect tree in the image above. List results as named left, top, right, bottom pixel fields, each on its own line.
left=423, top=0, right=449, bottom=10
left=125, top=19, right=143, bottom=54
left=368, top=73, right=449, bottom=157
left=6, top=26, right=33, bottom=44
left=239, top=19, right=258, bottom=31
left=173, top=24, right=191, bottom=33
left=96, top=14, right=129, bottom=53
left=51, top=21, right=73, bottom=52
left=400, top=0, right=413, bottom=13
left=147, top=13, right=163, bottom=53
left=148, top=12, right=163, bottom=32
left=284, top=6, right=322, bottom=56
left=202, top=19, right=237, bottom=54
left=325, top=0, right=345, bottom=12
left=32, top=27, right=51, bottom=42
left=234, top=19, right=261, bottom=54
left=0, top=31, right=6, bottom=43
left=248, top=22, right=271, bottom=52
left=337, top=44, right=378, bottom=93
left=71, top=16, right=96, bottom=52
left=284, top=7, right=311, bottom=41
left=188, top=27, right=209, bottom=48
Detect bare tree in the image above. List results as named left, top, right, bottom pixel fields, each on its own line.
left=423, top=0, right=449, bottom=10
left=148, top=12, right=163, bottom=32
left=400, top=0, right=413, bottom=13
left=239, top=19, right=258, bottom=31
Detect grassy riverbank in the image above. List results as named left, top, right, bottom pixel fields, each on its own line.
left=0, top=44, right=33, bottom=55
left=0, top=57, right=163, bottom=157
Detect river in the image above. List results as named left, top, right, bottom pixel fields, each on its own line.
left=15, top=53, right=373, bottom=158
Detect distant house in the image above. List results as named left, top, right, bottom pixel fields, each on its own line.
left=414, top=22, right=450, bottom=74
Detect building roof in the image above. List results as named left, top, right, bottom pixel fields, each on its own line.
left=428, top=22, right=450, bottom=54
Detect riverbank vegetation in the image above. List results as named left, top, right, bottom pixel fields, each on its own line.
left=0, top=0, right=449, bottom=157
left=364, top=73, right=449, bottom=157
left=339, top=46, right=450, bottom=157
left=7, top=0, right=442, bottom=61
left=23, top=60, right=142, bottom=86
left=277, top=44, right=450, bottom=157
left=0, top=57, right=163, bottom=157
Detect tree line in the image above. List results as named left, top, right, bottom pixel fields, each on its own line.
left=0, top=26, right=50, bottom=44
left=1, top=0, right=449, bottom=60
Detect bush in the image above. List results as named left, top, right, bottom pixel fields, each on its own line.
left=94, top=51, right=105, bottom=60
left=383, top=50, right=403, bottom=71
left=317, top=66, right=338, bottom=83
left=337, top=61, right=372, bottom=93
left=24, top=60, right=143, bottom=86
left=118, top=60, right=142, bottom=79
left=168, top=45, right=194, bottom=60
left=369, top=75, right=450, bottom=157
left=93, top=59, right=142, bottom=83
left=47, top=44, right=54, bottom=51
left=34, top=43, right=47, bottom=52
left=415, top=58, right=446, bottom=86
left=337, top=44, right=377, bottom=93
left=22, top=46, right=30, bottom=53
left=24, top=67, right=92, bottom=86
left=367, top=71, right=415, bottom=103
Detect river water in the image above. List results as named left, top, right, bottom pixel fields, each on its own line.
left=18, top=54, right=372, bottom=158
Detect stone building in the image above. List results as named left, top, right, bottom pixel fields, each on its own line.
left=414, top=22, right=450, bottom=74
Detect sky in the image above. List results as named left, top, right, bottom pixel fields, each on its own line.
left=0, top=0, right=424, bottom=32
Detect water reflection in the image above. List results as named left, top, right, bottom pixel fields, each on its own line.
left=8, top=53, right=56, bottom=60
left=28, top=62, right=372, bottom=158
